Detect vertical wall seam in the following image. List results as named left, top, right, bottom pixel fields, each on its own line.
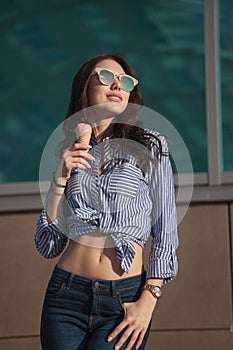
left=227, top=202, right=233, bottom=331
left=204, top=0, right=222, bottom=185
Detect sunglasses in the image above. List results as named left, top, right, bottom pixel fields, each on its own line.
left=94, top=68, right=138, bottom=92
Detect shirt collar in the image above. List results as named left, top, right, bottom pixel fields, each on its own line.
left=90, top=135, right=111, bottom=146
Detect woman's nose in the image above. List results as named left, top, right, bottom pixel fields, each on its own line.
left=110, top=76, right=121, bottom=90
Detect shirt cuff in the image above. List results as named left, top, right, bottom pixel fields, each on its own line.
left=146, top=246, right=178, bottom=285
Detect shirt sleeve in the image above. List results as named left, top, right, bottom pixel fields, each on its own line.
left=34, top=191, right=68, bottom=259
left=146, top=135, right=179, bottom=284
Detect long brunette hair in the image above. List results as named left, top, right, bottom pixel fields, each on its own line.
left=61, top=53, right=164, bottom=170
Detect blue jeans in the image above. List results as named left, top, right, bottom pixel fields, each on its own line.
left=40, top=265, right=152, bottom=350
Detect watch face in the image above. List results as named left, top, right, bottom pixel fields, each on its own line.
left=154, top=287, right=162, bottom=298
left=144, top=284, right=163, bottom=298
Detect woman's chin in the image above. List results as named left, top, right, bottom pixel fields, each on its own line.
left=100, top=101, right=128, bottom=116
left=85, top=102, right=128, bottom=124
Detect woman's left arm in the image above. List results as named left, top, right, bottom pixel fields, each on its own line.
left=108, top=135, right=178, bottom=350
left=146, top=135, right=179, bottom=285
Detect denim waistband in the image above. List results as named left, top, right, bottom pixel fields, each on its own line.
left=52, top=264, right=146, bottom=296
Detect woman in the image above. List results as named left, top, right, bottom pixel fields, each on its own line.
left=35, top=53, right=178, bottom=350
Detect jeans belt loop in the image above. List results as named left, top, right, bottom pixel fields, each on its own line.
left=66, top=272, right=75, bottom=289
left=111, top=280, right=117, bottom=298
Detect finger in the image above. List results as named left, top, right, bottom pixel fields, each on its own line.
left=73, top=162, right=86, bottom=170
left=70, top=143, right=91, bottom=151
left=67, top=143, right=90, bottom=152
left=79, top=151, right=95, bottom=161
left=72, top=157, right=91, bottom=169
left=65, top=157, right=89, bottom=169
left=135, top=330, right=146, bottom=350
left=114, top=327, right=135, bottom=350
left=107, top=320, right=128, bottom=342
left=67, top=155, right=89, bottom=166
left=84, top=152, right=95, bottom=161
left=69, top=147, right=91, bottom=155
left=69, top=149, right=95, bottom=161
left=124, top=330, right=141, bottom=350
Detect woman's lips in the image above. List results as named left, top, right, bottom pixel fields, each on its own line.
left=106, top=94, right=123, bottom=102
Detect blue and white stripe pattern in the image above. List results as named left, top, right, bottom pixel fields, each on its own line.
left=35, top=129, right=178, bottom=284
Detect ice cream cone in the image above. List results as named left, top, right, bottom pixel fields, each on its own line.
left=74, top=123, right=92, bottom=145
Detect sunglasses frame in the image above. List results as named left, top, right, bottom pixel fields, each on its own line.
left=94, top=67, right=138, bottom=91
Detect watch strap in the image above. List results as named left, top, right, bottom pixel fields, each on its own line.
left=142, top=282, right=163, bottom=299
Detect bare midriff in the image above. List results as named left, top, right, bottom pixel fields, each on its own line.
left=57, top=233, right=144, bottom=280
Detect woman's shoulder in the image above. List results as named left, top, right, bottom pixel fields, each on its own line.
left=142, top=128, right=170, bottom=162
left=143, top=128, right=167, bottom=147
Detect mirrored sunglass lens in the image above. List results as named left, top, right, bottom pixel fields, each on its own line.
left=99, top=69, right=114, bottom=85
left=120, top=76, right=134, bottom=92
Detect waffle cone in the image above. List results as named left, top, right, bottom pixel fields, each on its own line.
left=78, top=130, right=92, bottom=145
left=74, top=123, right=92, bottom=145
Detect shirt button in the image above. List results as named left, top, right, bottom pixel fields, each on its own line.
left=94, top=281, right=99, bottom=288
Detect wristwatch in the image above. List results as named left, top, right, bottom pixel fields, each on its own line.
left=142, top=283, right=163, bottom=299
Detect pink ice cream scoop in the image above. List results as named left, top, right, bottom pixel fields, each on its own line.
left=74, top=123, right=92, bottom=145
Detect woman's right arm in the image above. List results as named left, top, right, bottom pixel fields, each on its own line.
left=47, top=143, right=94, bottom=222
left=34, top=142, right=94, bottom=258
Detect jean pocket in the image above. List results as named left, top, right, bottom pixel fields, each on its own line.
left=45, top=278, right=66, bottom=297
left=117, top=287, right=142, bottom=310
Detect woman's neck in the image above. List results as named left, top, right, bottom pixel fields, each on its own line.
left=92, top=119, right=114, bottom=140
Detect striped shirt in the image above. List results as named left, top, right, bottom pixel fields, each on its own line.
left=35, top=129, right=178, bottom=284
